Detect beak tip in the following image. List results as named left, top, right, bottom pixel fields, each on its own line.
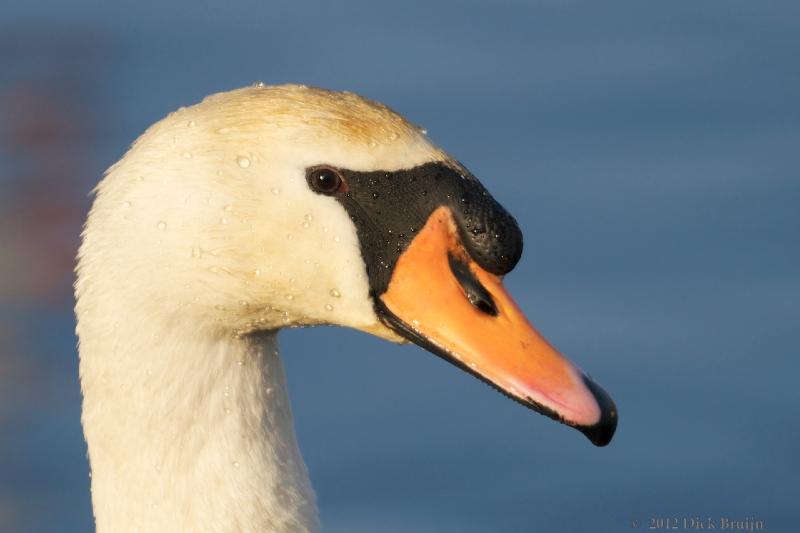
left=578, top=374, right=618, bottom=447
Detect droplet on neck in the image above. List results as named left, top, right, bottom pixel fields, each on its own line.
left=271, top=187, right=281, bottom=195
left=187, top=120, right=196, bottom=127
left=182, top=151, right=192, bottom=159
left=156, top=221, right=167, bottom=230
left=122, top=201, right=132, bottom=208
left=237, top=156, right=251, bottom=168
left=324, top=304, right=334, bottom=311
left=329, top=288, right=341, bottom=298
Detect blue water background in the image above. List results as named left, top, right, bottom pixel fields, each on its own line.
left=0, top=1, right=798, bottom=531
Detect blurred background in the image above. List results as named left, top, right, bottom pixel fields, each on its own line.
left=1, top=1, right=798, bottom=531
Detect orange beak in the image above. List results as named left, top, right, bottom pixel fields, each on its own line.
left=377, top=206, right=617, bottom=446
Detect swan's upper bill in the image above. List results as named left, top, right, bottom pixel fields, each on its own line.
left=75, top=84, right=616, bottom=531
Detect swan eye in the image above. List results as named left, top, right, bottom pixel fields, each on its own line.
left=307, top=166, right=343, bottom=195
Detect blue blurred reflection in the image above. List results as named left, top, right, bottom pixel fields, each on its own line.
left=1, top=1, right=798, bottom=531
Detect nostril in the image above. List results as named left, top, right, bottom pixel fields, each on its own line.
left=448, top=254, right=499, bottom=317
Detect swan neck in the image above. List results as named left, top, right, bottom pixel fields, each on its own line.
left=78, top=324, right=318, bottom=532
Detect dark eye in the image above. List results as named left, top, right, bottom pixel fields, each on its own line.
left=307, top=166, right=343, bottom=195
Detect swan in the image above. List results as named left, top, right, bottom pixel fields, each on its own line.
left=75, top=84, right=617, bottom=532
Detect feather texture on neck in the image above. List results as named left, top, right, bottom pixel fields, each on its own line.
left=78, top=319, right=318, bottom=532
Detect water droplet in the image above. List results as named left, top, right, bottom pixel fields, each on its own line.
left=224, top=385, right=230, bottom=397
left=237, top=360, right=244, bottom=366
left=286, top=294, right=295, bottom=301
left=217, top=127, right=231, bottom=134
left=237, top=156, right=251, bottom=168
left=254, top=268, right=261, bottom=276
left=333, top=235, right=341, bottom=242
left=302, top=221, right=310, bottom=229
left=156, top=221, right=167, bottom=230
left=209, top=266, right=220, bottom=273
left=304, top=214, right=313, bottom=221
left=324, top=304, right=334, bottom=311
left=388, top=132, right=398, bottom=141
left=225, top=408, right=231, bottom=415
left=266, top=387, right=273, bottom=395
left=419, top=128, right=428, bottom=135
left=469, top=362, right=477, bottom=369
left=216, top=170, right=224, bottom=176
left=220, top=217, right=229, bottom=225
left=224, top=204, right=233, bottom=212
left=322, top=226, right=329, bottom=233
left=233, top=461, right=240, bottom=468
left=372, top=192, right=379, bottom=199
left=182, top=151, right=192, bottom=159
left=271, top=187, right=281, bottom=195
left=329, top=288, right=341, bottom=298
left=154, top=464, right=162, bottom=472
left=286, top=233, right=294, bottom=240
left=122, top=201, right=132, bottom=208
left=188, top=120, right=196, bottom=127
left=412, top=319, right=420, bottom=326
left=289, top=277, right=296, bottom=284
left=254, top=81, right=265, bottom=88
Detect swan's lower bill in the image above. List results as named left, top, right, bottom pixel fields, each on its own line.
left=376, top=207, right=618, bottom=446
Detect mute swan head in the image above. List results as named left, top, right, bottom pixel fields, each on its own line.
left=80, top=85, right=441, bottom=337
left=75, top=84, right=616, bottom=531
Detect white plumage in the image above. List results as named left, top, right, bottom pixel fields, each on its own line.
left=76, top=84, right=450, bottom=532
